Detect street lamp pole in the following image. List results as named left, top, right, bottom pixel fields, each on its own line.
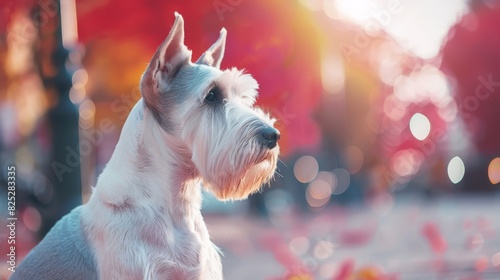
left=39, top=0, right=82, bottom=235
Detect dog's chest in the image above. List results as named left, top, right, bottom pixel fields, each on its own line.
left=140, top=217, right=212, bottom=274
left=170, top=227, right=204, bottom=267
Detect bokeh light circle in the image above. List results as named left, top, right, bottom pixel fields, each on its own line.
left=383, top=95, right=406, bottom=121
left=332, top=168, right=350, bottom=195
left=314, top=240, right=335, bottom=260
left=294, top=155, right=319, bottom=183
left=391, top=149, right=423, bottom=177
left=488, top=157, right=500, bottom=184
left=72, top=68, right=88, bottom=89
left=448, top=156, right=465, bottom=184
left=69, top=87, right=86, bottom=104
left=79, top=99, right=96, bottom=121
left=316, top=171, right=336, bottom=191
left=409, top=113, right=431, bottom=141
left=308, top=179, right=332, bottom=200
left=306, top=178, right=332, bottom=208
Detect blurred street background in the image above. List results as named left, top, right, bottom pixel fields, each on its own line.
left=1, top=0, right=500, bottom=279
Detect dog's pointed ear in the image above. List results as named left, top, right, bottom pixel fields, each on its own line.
left=141, top=13, right=192, bottom=125
left=142, top=13, right=191, bottom=89
left=153, top=12, right=191, bottom=77
left=196, top=28, right=227, bottom=68
left=141, top=13, right=191, bottom=128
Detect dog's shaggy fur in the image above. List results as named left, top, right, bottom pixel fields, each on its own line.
left=11, top=13, right=279, bottom=280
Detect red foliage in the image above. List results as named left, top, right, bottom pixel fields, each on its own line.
left=441, top=5, right=500, bottom=154
left=76, top=0, right=324, bottom=154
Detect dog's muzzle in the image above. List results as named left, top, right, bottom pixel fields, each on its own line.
left=258, top=126, right=280, bottom=149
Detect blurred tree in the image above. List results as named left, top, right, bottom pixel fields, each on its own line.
left=442, top=3, right=500, bottom=155
left=441, top=2, right=500, bottom=190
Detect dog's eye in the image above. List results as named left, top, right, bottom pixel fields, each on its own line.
left=205, top=86, right=222, bottom=103
left=205, top=91, right=217, bottom=102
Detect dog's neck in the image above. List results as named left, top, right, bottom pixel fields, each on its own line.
left=93, top=99, right=202, bottom=230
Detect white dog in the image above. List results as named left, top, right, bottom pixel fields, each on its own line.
left=11, top=12, right=280, bottom=280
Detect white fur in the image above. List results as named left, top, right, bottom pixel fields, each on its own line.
left=82, top=100, right=223, bottom=279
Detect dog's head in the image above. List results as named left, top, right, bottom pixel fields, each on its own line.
left=140, top=13, right=280, bottom=200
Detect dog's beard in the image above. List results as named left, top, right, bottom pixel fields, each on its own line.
left=202, top=148, right=279, bottom=201
left=235, top=153, right=278, bottom=196
left=191, top=129, right=279, bottom=200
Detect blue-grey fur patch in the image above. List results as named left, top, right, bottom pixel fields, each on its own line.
left=153, top=64, right=216, bottom=132
left=10, top=206, right=97, bottom=280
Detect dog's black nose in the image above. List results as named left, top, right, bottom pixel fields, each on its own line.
left=259, top=127, right=280, bottom=149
